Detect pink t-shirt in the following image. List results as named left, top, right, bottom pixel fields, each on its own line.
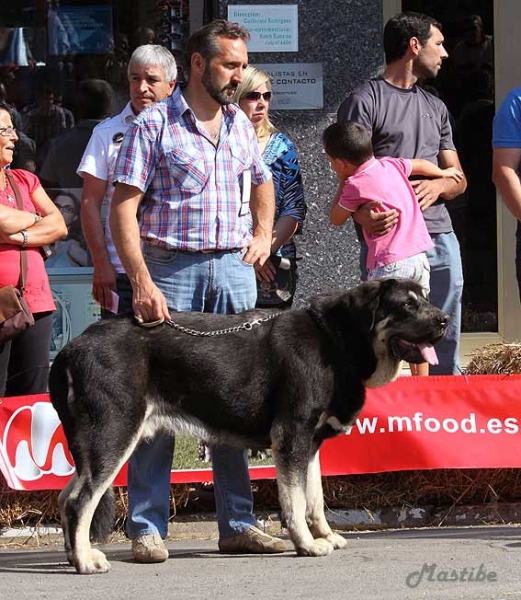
left=338, top=156, right=434, bottom=269
left=0, top=169, right=55, bottom=313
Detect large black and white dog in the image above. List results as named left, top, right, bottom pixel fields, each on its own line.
left=49, top=278, right=448, bottom=574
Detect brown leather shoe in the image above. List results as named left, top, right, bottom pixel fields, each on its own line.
left=218, top=526, right=287, bottom=554
left=131, top=533, right=169, bottom=563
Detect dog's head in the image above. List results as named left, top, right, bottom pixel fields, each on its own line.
left=308, top=278, right=448, bottom=387
left=365, top=278, right=448, bottom=364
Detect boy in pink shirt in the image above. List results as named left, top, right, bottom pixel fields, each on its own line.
left=323, top=121, right=463, bottom=375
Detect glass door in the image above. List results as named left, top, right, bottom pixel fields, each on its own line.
left=401, top=0, right=497, bottom=335
left=382, top=0, right=521, bottom=352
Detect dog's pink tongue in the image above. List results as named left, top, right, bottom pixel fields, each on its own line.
left=420, top=343, right=438, bottom=365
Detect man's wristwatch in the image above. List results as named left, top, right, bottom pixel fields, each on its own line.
left=20, top=229, right=29, bottom=248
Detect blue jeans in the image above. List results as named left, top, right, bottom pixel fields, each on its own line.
left=424, top=232, right=463, bottom=375
left=126, top=246, right=258, bottom=540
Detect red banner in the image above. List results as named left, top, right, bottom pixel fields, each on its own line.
left=2, top=375, right=521, bottom=491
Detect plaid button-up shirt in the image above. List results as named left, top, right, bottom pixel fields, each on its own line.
left=114, top=86, right=272, bottom=251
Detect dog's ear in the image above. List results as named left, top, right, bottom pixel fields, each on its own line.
left=349, top=280, right=383, bottom=332
left=307, top=289, right=345, bottom=314
left=347, top=278, right=398, bottom=333
left=308, top=280, right=393, bottom=335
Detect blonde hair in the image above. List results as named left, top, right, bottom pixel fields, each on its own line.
left=233, top=66, right=277, bottom=140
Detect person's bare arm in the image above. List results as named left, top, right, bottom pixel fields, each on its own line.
left=109, top=182, right=170, bottom=323
left=256, top=215, right=299, bottom=283
left=492, top=147, right=521, bottom=220
left=0, top=205, right=37, bottom=236
left=410, top=150, right=467, bottom=211
left=410, top=159, right=464, bottom=182
left=329, top=179, right=353, bottom=227
left=2, top=186, right=67, bottom=245
left=66, top=239, right=89, bottom=267
left=80, top=173, right=117, bottom=310
left=271, top=215, right=299, bottom=253
left=352, top=202, right=399, bottom=235
left=243, top=178, right=275, bottom=267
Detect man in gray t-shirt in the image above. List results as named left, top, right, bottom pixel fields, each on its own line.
left=337, top=11, right=467, bottom=375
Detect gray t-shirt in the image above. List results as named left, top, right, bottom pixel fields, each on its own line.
left=337, top=77, right=456, bottom=233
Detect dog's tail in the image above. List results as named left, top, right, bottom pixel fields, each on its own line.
left=90, top=486, right=116, bottom=542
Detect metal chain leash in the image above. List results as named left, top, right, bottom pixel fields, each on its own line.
left=165, top=312, right=280, bottom=337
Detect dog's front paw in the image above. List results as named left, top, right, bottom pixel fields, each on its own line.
left=296, top=538, right=334, bottom=557
left=74, top=548, right=111, bottom=574
left=323, top=532, right=347, bottom=550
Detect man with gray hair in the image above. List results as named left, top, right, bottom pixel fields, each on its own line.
left=78, top=44, right=176, bottom=314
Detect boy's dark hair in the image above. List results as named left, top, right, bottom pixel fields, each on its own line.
left=384, top=12, right=442, bottom=64
left=183, top=19, right=250, bottom=77
left=323, top=121, right=373, bottom=165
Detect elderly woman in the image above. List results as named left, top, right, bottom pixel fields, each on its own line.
left=233, top=66, right=307, bottom=308
left=0, top=101, right=67, bottom=396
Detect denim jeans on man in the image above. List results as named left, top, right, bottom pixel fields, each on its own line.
left=424, top=232, right=463, bottom=375
left=125, top=245, right=259, bottom=541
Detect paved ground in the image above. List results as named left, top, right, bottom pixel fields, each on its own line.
left=2, top=525, right=521, bottom=599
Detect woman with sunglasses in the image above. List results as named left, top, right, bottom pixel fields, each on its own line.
left=0, top=101, right=67, bottom=397
left=233, top=66, right=307, bottom=308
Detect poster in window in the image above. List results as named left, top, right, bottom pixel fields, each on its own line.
left=44, top=188, right=92, bottom=273
left=48, top=5, right=113, bottom=56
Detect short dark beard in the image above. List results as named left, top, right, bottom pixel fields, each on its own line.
left=414, top=56, right=440, bottom=81
left=201, top=64, right=237, bottom=105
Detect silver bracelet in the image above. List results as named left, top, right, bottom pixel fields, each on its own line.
left=33, top=212, right=42, bottom=224
left=20, top=229, right=28, bottom=248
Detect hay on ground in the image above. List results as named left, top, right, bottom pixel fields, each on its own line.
left=0, top=482, right=192, bottom=531
left=465, top=342, right=521, bottom=375
left=3, top=469, right=521, bottom=530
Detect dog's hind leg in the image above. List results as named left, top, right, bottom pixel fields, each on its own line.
left=65, top=427, right=144, bottom=574
left=64, top=471, right=117, bottom=574
left=305, top=451, right=347, bottom=550
left=272, top=444, right=333, bottom=557
left=58, top=475, right=77, bottom=565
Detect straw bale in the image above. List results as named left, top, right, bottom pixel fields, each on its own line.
left=4, top=469, right=521, bottom=531
left=465, top=342, right=521, bottom=375
left=0, top=480, right=192, bottom=531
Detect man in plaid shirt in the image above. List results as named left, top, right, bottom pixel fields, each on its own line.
left=111, top=20, right=284, bottom=562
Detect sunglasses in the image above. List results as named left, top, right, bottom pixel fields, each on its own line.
left=243, top=91, right=272, bottom=102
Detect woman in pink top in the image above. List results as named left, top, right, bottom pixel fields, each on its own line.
left=0, top=102, right=67, bottom=396
left=323, top=121, right=463, bottom=375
